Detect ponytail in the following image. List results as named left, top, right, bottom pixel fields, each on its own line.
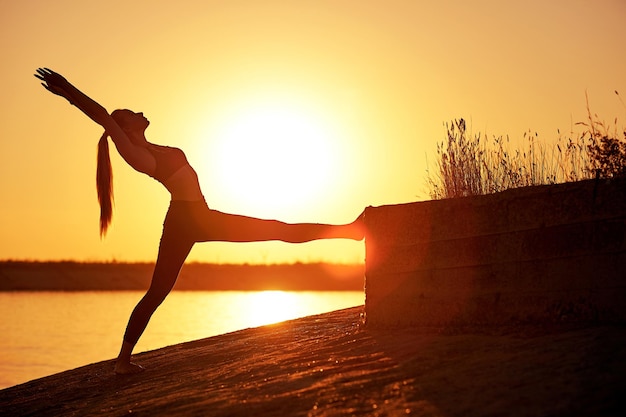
left=96, top=132, right=113, bottom=237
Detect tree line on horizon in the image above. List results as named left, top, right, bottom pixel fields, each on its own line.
left=0, top=261, right=365, bottom=292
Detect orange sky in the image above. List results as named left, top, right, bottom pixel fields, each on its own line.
left=1, top=0, right=625, bottom=264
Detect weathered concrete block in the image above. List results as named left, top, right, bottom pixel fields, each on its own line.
left=364, top=178, right=626, bottom=327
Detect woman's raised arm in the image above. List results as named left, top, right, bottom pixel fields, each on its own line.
left=35, top=68, right=154, bottom=174
left=35, top=68, right=110, bottom=126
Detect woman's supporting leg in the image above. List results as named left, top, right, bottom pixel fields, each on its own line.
left=115, top=232, right=194, bottom=374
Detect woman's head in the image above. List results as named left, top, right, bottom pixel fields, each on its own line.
left=112, top=109, right=150, bottom=140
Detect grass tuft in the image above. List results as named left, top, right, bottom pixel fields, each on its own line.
left=426, top=94, right=626, bottom=200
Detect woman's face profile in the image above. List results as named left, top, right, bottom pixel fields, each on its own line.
left=112, top=109, right=150, bottom=143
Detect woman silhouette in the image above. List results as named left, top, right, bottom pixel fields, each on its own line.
left=35, top=68, right=364, bottom=374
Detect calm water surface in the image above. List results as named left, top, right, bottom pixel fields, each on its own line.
left=0, top=291, right=363, bottom=389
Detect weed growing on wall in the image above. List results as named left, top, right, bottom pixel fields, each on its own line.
left=426, top=93, right=626, bottom=200
left=579, top=92, right=626, bottom=179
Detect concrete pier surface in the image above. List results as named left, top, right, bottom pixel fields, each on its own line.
left=1, top=307, right=625, bottom=416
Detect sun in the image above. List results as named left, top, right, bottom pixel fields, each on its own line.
left=204, top=101, right=341, bottom=217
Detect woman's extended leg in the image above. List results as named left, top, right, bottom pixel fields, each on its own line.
left=194, top=209, right=365, bottom=243
left=114, top=232, right=194, bottom=374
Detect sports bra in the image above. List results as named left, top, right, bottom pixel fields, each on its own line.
left=146, top=145, right=188, bottom=183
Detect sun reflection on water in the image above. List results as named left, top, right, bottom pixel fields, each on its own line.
left=244, top=290, right=305, bottom=327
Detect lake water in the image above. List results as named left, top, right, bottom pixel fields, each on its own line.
left=0, top=291, right=364, bottom=389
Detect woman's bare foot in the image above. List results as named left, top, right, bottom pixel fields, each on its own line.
left=114, top=361, right=145, bottom=375
left=349, top=212, right=366, bottom=240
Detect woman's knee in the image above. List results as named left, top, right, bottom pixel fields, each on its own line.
left=145, top=280, right=175, bottom=304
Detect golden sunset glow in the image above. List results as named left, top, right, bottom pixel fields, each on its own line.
left=1, top=0, right=625, bottom=263
left=200, top=99, right=341, bottom=217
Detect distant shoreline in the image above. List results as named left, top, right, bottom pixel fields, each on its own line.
left=0, top=261, right=365, bottom=292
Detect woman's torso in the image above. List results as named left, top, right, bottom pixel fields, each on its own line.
left=146, top=145, right=204, bottom=201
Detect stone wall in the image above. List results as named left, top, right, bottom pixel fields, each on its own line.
left=364, top=178, right=626, bottom=327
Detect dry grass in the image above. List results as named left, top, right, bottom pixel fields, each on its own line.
left=426, top=93, right=626, bottom=200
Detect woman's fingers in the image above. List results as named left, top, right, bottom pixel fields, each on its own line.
left=34, top=67, right=62, bottom=82
left=34, top=68, right=67, bottom=97
left=34, top=68, right=71, bottom=99
left=34, top=68, right=52, bottom=82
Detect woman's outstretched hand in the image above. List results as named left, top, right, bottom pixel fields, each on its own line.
left=34, top=67, right=111, bottom=128
left=34, top=67, right=72, bottom=102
